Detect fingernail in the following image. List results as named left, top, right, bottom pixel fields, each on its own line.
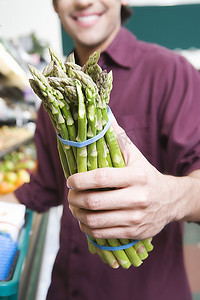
left=67, top=180, right=72, bottom=190
left=67, top=180, right=74, bottom=191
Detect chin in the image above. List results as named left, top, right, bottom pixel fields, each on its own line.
left=78, top=35, right=105, bottom=49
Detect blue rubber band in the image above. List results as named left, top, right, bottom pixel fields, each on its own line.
left=57, top=106, right=113, bottom=148
left=86, top=234, right=140, bottom=251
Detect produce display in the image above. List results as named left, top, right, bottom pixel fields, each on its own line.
left=0, top=144, right=37, bottom=194
left=0, top=41, right=29, bottom=91
left=0, top=125, right=34, bottom=153
left=28, top=48, right=153, bottom=269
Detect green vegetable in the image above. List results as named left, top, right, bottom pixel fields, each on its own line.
left=29, top=47, right=153, bottom=269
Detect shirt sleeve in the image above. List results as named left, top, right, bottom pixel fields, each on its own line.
left=159, top=54, right=200, bottom=176
left=15, top=104, right=67, bottom=213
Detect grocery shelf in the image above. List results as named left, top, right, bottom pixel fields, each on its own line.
left=0, top=136, right=34, bottom=160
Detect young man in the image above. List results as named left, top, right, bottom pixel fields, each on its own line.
left=1, top=1, right=200, bottom=299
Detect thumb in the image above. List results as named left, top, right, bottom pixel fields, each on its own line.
left=111, top=117, right=144, bottom=165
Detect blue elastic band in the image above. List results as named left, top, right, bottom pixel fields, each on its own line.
left=57, top=106, right=113, bottom=148
left=86, top=234, right=140, bottom=251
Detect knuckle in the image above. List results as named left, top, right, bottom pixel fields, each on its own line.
left=85, top=193, right=102, bottom=211
left=136, top=169, right=148, bottom=185
left=131, top=211, right=143, bottom=225
left=94, top=168, right=108, bottom=187
left=127, top=226, right=145, bottom=240
left=85, top=214, right=96, bottom=228
left=75, top=175, right=84, bottom=189
left=90, top=229, right=101, bottom=239
left=139, top=190, right=149, bottom=207
left=127, top=167, right=147, bottom=186
left=70, top=173, right=85, bottom=190
left=123, top=227, right=136, bottom=239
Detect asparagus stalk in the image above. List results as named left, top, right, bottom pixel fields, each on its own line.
left=86, top=236, right=97, bottom=255
left=76, top=80, right=87, bottom=173
left=66, top=52, right=76, bottom=63
left=94, top=238, right=120, bottom=269
left=29, top=66, right=77, bottom=175
left=133, top=241, right=148, bottom=261
left=95, top=108, right=111, bottom=168
left=142, top=238, right=154, bottom=252
left=82, top=49, right=101, bottom=74
left=57, top=137, right=70, bottom=179
left=95, top=248, right=108, bottom=264
left=49, top=47, right=66, bottom=73
left=42, top=60, right=55, bottom=77
left=120, top=239, right=143, bottom=267
left=107, top=239, right=131, bottom=269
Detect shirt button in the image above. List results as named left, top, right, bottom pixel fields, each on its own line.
left=73, top=246, right=80, bottom=254
left=72, top=289, right=79, bottom=297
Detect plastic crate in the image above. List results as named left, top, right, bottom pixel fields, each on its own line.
left=0, top=210, right=33, bottom=300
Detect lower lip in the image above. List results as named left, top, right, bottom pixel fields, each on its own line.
left=74, top=15, right=101, bottom=28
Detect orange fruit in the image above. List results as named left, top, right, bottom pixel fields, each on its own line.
left=0, top=181, right=15, bottom=194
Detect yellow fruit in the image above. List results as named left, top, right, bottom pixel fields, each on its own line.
left=16, top=169, right=30, bottom=187
left=0, top=172, right=4, bottom=182
left=4, top=171, right=18, bottom=184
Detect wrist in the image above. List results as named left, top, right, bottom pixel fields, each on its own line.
left=167, top=174, right=200, bottom=223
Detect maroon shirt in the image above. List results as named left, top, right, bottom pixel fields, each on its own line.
left=15, top=27, right=200, bottom=300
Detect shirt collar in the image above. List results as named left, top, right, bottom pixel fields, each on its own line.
left=74, top=27, right=137, bottom=69
left=102, top=27, right=137, bottom=69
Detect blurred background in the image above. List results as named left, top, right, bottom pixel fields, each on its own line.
left=0, top=1, right=199, bottom=300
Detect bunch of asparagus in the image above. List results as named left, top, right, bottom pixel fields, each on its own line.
left=29, top=48, right=153, bottom=269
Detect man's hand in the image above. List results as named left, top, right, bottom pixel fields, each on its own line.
left=67, top=119, right=200, bottom=240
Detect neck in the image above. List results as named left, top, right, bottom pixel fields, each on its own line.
left=75, top=46, right=100, bottom=66
left=74, top=27, right=121, bottom=66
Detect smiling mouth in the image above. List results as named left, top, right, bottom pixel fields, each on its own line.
left=76, top=15, right=100, bottom=22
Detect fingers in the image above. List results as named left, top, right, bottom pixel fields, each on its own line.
left=67, top=167, right=131, bottom=191
left=77, top=219, right=152, bottom=240
left=68, top=186, right=147, bottom=211
left=67, top=163, right=148, bottom=191
left=80, top=222, right=134, bottom=239
left=67, top=163, right=148, bottom=194
left=69, top=205, right=145, bottom=229
left=69, top=199, right=160, bottom=240
left=69, top=205, right=140, bottom=239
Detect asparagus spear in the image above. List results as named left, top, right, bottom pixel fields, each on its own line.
left=94, top=238, right=120, bottom=269
left=133, top=241, right=148, bottom=261
left=76, top=80, right=87, bottom=173
left=66, top=52, right=76, bottom=63
left=120, top=239, right=143, bottom=267
left=49, top=47, right=66, bottom=73
left=142, top=238, right=154, bottom=252
left=42, top=60, right=55, bottom=77
left=107, top=239, right=131, bottom=269
left=82, top=49, right=101, bottom=74
left=29, top=66, right=77, bottom=175
left=57, top=137, right=70, bottom=179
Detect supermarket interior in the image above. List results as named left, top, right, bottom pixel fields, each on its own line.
left=0, top=1, right=200, bottom=299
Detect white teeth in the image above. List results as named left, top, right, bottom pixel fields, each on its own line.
left=77, top=15, right=99, bottom=22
